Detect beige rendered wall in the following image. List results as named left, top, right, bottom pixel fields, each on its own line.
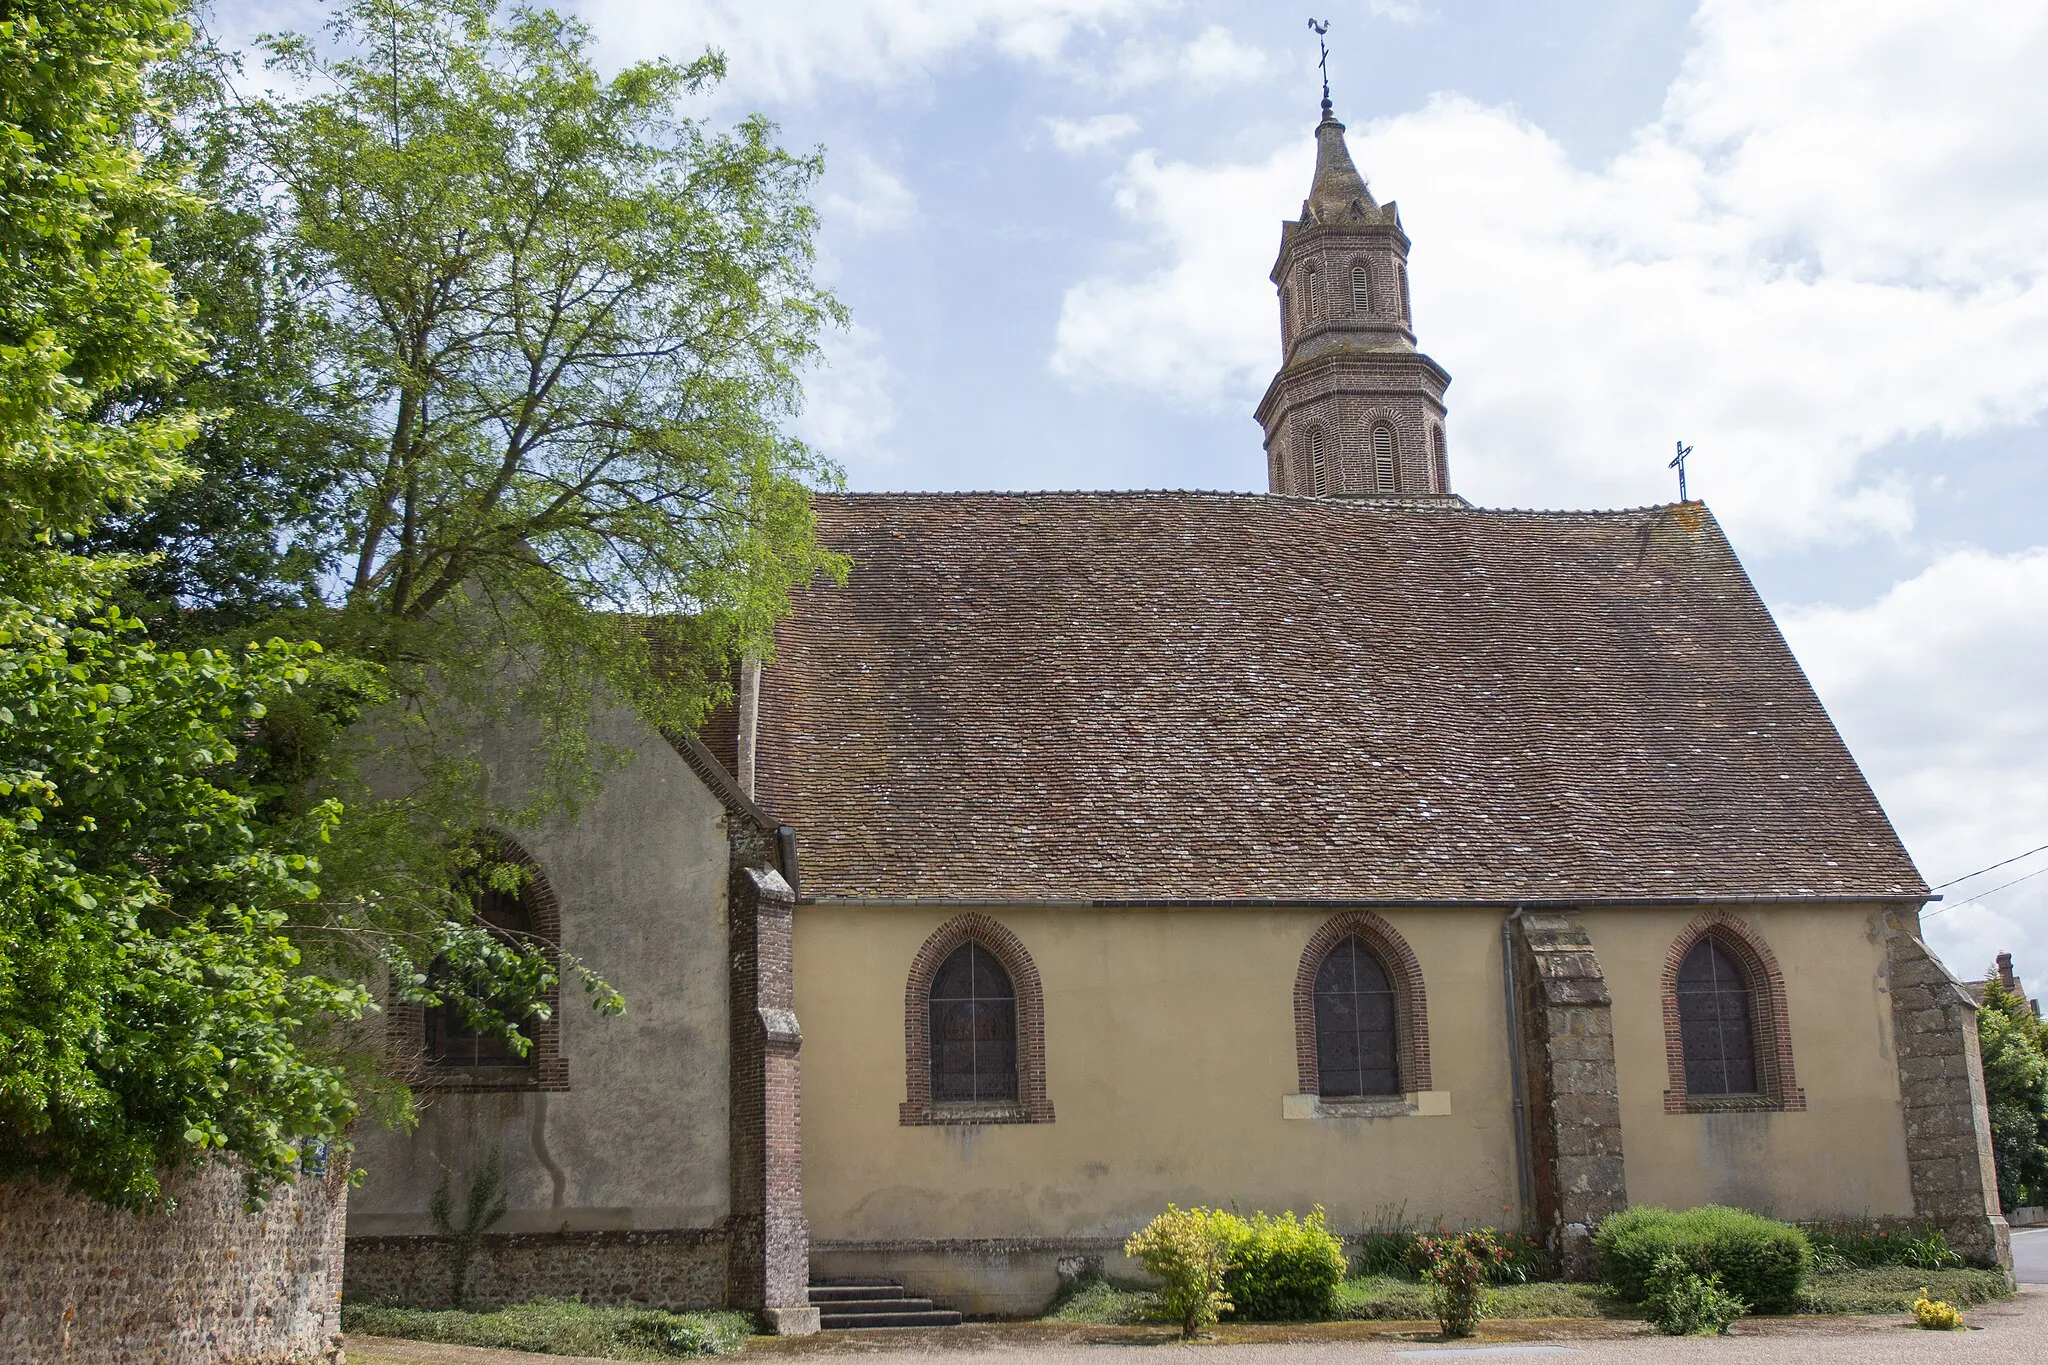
left=1580, top=904, right=1914, bottom=1220
left=795, top=905, right=1523, bottom=1247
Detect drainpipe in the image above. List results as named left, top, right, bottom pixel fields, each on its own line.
left=736, top=657, right=762, bottom=799
left=1502, top=906, right=1534, bottom=1231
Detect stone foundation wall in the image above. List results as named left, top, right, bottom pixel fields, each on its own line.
left=0, top=1161, right=347, bottom=1365
left=343, top=1228, right=727, bottom=1310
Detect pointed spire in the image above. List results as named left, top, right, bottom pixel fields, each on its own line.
left=1302, top=112, right=1376, bottom=224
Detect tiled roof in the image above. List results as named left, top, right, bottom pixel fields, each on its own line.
left=750, top=492, right=1927, bottom=905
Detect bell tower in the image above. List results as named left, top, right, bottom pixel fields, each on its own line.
left=1255, top=101, right=1453, bottom=498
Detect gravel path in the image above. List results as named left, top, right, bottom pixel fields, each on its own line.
left=350, top=1286, right=2046, bottom=1364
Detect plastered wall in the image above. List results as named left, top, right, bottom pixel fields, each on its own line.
left=1580, top=904, right=1915, bottom=1220
left=347, top=705, right=734, bottom=1245
left=795, top=905, right=1523, bottom=1245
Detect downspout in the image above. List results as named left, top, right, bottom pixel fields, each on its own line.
left=1502, top=906, right=1534, bottom=1231
left=736, top=657, right=763, bottom=799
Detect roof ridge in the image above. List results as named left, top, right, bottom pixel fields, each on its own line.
left=812, top=488, right=1711, bottom=519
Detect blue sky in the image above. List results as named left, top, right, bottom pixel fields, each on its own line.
left=213, top=0, right=2048, bottom=982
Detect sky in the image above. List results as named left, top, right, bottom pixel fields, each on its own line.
left=210, top=0, right=2048, bottom=982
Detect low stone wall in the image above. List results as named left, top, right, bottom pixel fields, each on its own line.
left=344, top=1227, right=727, bottom=1310
left=0, top=1161, right=347, bottom=1365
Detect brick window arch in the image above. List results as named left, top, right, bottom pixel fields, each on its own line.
left=1430, top=424, right=1448, bottom=491
left=1295, top=912, right=1431, bottom=1097
left=1305, top=262, right=1324, bottom=323
left=389, top=833, right=569, bottom=1092
left=1352, top=261, right=1372, bottom=313
left=1661, top=912, right=1804, bottom=1113
left=900, top=915, right=1053, bottom=1125
left=1307, top=424, right=1329, bottom=496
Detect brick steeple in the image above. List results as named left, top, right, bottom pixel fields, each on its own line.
left=1256, top=107, right=1454, bottom=498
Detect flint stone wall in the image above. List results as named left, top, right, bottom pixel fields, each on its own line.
left=1884, top=917, right=2012, bottom=1270
left=343, top=1228, right=727, bottom=1310
left=0, top=1161, right=347, bottom=1365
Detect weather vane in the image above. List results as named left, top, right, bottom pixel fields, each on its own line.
left=1308, top=18, right=1332, bottom=117
left=1670, top=440, right=1694, bottom=501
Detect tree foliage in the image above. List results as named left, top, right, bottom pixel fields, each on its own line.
left=0, top=0, right=367, bottom=1207
left=1977, top=971, right=2048, bottom=1212
left=2, top=0, right=838, bottom=1208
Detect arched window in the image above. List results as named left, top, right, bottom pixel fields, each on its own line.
left=1372, top=423, right=1398, bottom=493
left=1308, top=425, right=1328, bottom=496
left=1314, top=936, right=1400, bottom=1096
left=1352, top=263, right=1371, bottom=313
left=1660, top=913, right=1804, bottom=1113
left=1675, top=938, right=1757, bottom=1095
left=1396, top=262, right=1411, bottom=322
left=929, top=942, right=1018, bottom=1102
left=1430, top=425, right=1448, bottom=491
left=1305, top=263, right=1324, bottom=323
left=901, top=914, right=1054, bottom=1124
left=425, top=883, right=534, bottom=1067
left=399, top=836, right=568, bottom=1092
left=1295, top=912, right=1432, bottom=1101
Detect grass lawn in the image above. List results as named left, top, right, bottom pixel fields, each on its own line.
left=1043, top=1266, right=2011, bottom=1328
left=341, top=1297, right=753, bottom=1360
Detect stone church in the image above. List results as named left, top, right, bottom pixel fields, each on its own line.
left=343, top=102, right=2009, bottom=1327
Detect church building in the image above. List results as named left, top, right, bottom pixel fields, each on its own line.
left=341, top=101, right=2010, bottom=1329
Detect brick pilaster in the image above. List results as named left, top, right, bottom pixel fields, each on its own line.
left=1883, top=913, right=2011, bottom=1270
left=1510, top=910, right=1627, bottom=1279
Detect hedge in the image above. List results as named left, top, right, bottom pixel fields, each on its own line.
left=1595, top=1206, right=1809, bottom=1313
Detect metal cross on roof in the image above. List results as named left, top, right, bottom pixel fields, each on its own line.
left=1670, top=440, right=1694, bottom=501
left=1308, top=18, right=1332, bottom=117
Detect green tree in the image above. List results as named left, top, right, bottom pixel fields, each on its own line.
left=1977, top=971, right=2048, bottom=1212
left=0, top=0, right=367, bottom=1207
left=245, top=0, right=843, bottom=734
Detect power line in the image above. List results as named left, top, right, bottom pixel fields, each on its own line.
left=1926, top=862, right=2048, bottom=918
left=1930, top=841, right=2048, bottom=891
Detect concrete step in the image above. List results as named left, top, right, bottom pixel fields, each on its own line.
left=808, top=1283, right=909, bottom=1303
left=816, top=1309, right=965, bottom=1330
left=809, top=1280, right=963, bottom=1329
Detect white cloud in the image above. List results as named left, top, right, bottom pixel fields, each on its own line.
left=1044, top=113, right=1142, bottom=155
left=1050, top=0, right=2048, bottom=551
left=1782, top=548, right=2048, bottom=978
left=822, top=153, right=919, bottom=235
left=794, top=322, right=900, bottom=469
left=578, top=0, right=1168, bottom=99
left=1176, top=25, right=1272, bottom=86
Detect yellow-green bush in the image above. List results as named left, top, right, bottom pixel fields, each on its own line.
left=1124, top=1206, right=1235, bottom=1338
left=1219, top=1206, right=1349, bottom=1321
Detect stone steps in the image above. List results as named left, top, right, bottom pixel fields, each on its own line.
left=808, top=1281, right=963, bottom=1330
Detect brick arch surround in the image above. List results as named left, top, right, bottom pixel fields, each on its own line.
left=1661, top=911, right=1804, bottom=1113
left=900, top=914, right=1054, bottom=1125
left=384, top=832, right=569, bottom=1092
left=1295, top=912, right=1433, bottom=1096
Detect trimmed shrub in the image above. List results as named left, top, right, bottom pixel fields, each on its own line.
left=1124, top=1206, right=1236, bottom=1338
left=1596, top=1206, right=1809, bottom=1313
left=1219, top=1206, right=1349, bottom=1320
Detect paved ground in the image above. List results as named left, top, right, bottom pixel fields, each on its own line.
left=349, top=1286, right=2048, bottom=1364
left=2011, top=1226, right=2048, bottom=1284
